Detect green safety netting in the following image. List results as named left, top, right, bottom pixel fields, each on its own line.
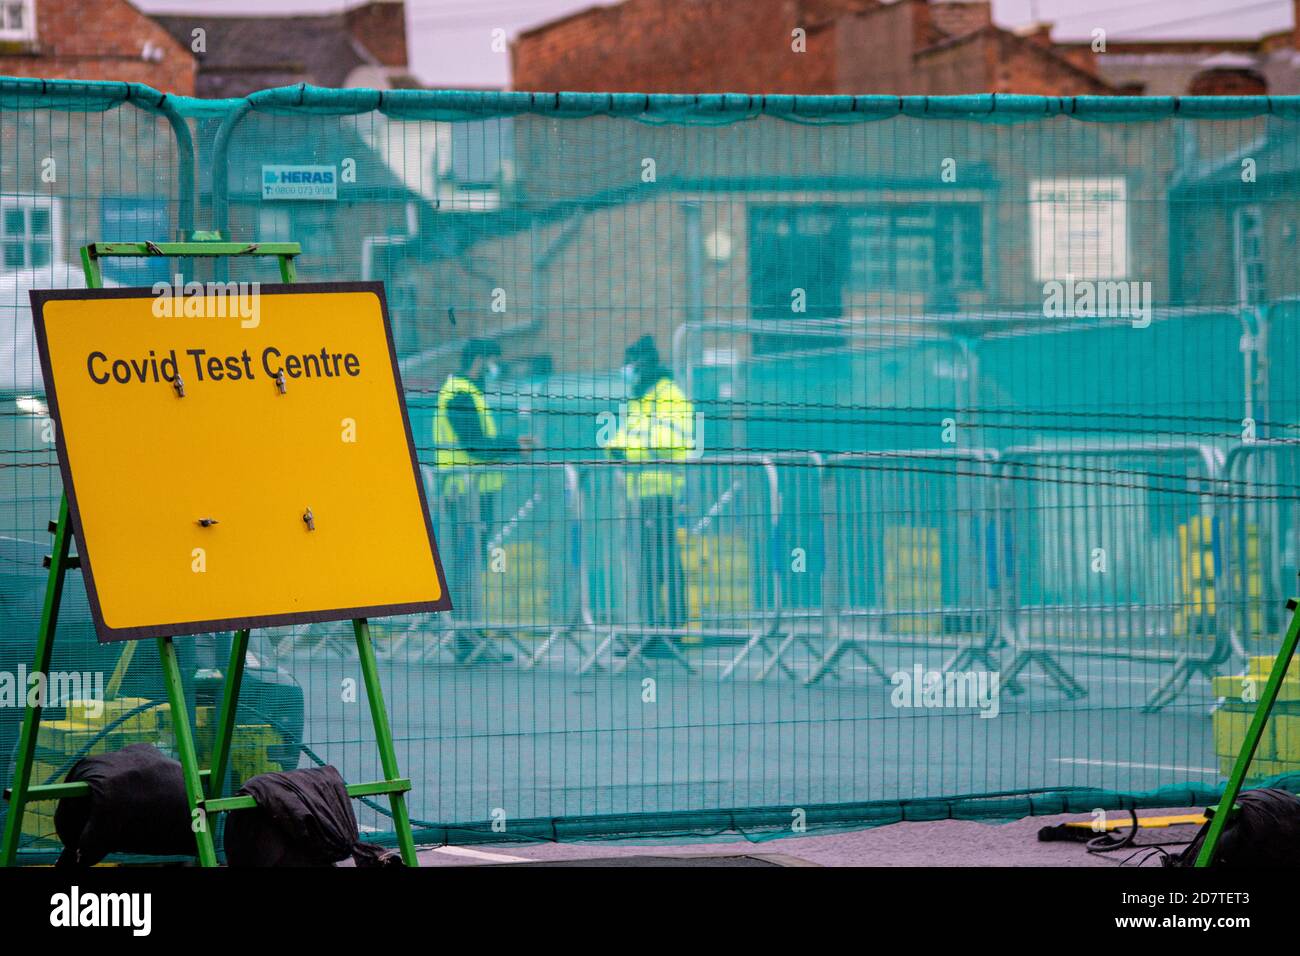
left=2, top=77, right=1300, bottom=854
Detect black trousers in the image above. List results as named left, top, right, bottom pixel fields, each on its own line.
left=637, top=495, right=686, bottom=629
left=445, top=491, right=496, bottom=624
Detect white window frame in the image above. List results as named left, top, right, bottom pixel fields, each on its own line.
left=1233, top=204, right=1266, bottom=308
left=1030, top=177, right=1129, bottom=281
left=0, top=195, right=61, bottom=272
left=0, top=0, right=36, bottom=43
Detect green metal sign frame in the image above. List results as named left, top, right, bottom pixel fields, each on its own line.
left=1, top=238, right=419, bottom=867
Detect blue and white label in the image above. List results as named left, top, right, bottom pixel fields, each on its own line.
left=261, top=165, right=337, bottom=200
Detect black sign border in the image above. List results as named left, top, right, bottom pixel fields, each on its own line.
left=29, top=280, right=453, bottom=643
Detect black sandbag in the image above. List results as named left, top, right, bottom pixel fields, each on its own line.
left=54, top=742, right=194, bottom=867
left=224, top=765, right=400, bottom=867
left=1174, top=787, right=1300, bottom=867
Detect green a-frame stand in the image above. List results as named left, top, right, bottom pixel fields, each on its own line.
left=0, top=239, right=419, bottom=867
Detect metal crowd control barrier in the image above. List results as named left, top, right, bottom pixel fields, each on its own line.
left=718, top=451, right=827, bottom=682
left=575, top=455, right=784, bottom=677
left=1220, top=441, right=1300, bottom=659
left=997, top=443, right=1229, bottom=709
left=342, top=440, right=1254, bottom=708
left=810, top=448, right=1004, bottom=686
left=368, top=461, right=583, bottom=665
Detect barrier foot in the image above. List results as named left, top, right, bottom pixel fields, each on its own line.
left=755, top=632, right=816, bottom=682
left=526, top=629, right=562, bottom=668
left=943, top=642, right=1002, bottom=675
left=609, top=631, right=698, bottom=675
left=1141, top=654, right=1216, bottom=713
left=1001, top=647, right=1087, bottom=700
left=804, top=634, right=888, bottom=686
left=529, top=626, right=591, bottom=669
left=578, top=630, right=617, bottom=674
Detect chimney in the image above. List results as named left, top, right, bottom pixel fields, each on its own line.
left=346, top=0, right=408, bottom=68
left=1189, top=68, right=1268, bottom=95
left=1023, top=23, right=1053, bottom=48
left=912, top=0, right=942, bottom=51
left=927, top=1, right=993, bottom=41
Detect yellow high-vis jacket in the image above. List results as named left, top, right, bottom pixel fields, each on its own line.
left=607, top=375, right=694, bottom=499
left=434, top=374, right=505, bottom=495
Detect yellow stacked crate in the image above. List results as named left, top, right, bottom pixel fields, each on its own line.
left=884, top=525, right=941, bottom=635
left=679, top=530, right=752, bottom=643
left=1176, top=516, right=1216, bottom=637
left=1210, top=655, right=1300, bottom=778
left=229, top=724, right=286, bottom=786
left=16, top=696, right=290, bottom=849
left=482, top=541, right=549, bottom=627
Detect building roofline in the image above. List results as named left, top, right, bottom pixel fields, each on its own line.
left=515, top=2, right=617, bottom=41
left=913, top=22, right=1119, bottom=93
left=1056, top=37, right=1279, bottom=52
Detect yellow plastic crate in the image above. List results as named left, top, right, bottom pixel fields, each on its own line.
left=20, top=806, right=59, bottom=845
left=1244, top=758, right=1295, bottom=780
left=1212, top=707, right=1270, bottom=759
left=37, top=720, right=124, bottom=757
left=229, top=723, right=286, bottom=786
left=1211, top=657, right=1300, bottom=702
left=66, top=696, right=159, bottom=733
left=1274, top=714, right=1300, bottom=762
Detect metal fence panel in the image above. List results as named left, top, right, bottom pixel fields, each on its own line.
left=9, top=81, right=1300, bottom=851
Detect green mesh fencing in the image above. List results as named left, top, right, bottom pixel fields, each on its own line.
left=3, top=78, right=1300, bottom=854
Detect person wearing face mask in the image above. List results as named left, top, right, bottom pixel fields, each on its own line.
left=605, top=335, right=695, bottom=650
left=434, top=338, right=532, bottom=662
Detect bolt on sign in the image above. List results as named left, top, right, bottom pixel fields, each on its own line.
left=29, top=281, right=450, bottom=642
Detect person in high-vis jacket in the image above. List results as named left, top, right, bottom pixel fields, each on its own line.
left=605, top=335, right=694, bottom=642
left=435, top=338, right=531, bottom=662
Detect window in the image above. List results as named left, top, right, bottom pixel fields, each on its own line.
left=257, top=206, right=292, bottom=241
left=1234, top=205, right=1266, bottom=308
left=429, top=119, right=512, bottom=212
left=0, top=0, right=35, bottom=43
left=100, top=196, right=169, bottom=283
left=747, top=205, right=846, bottom=354
left=847, top=204, right=983, bottom=293
left=748, top=201, right=986, bottom=351
left=1, top=196, right=59, bottom=271
left=1030, top=177, right=1128, bottom=281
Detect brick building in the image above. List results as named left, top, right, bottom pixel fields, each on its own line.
left=511, top=0, right=1116, bottom=96
left=488, top=0, right=1300, bottom=381
left=0, top=0, right=420, bottom=287
left=0, top=0, right=411, bottom=100
left=1057, top=0, right=1300, bottom=96
left=0, top=0, right=195, bottom=95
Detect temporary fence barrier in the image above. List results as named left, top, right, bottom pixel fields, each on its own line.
left=813, top=449, right=1004, bottom=685
left=996, top=443, right=1230, bottom=710
left=7, top=79, right=1300, bottom=852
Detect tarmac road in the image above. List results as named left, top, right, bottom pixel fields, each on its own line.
left=283, top=640, right=1222, bottom=850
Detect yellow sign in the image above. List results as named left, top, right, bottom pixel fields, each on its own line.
left=31, top=282, right=450, bottom=642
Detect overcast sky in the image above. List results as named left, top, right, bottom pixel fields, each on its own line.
left=132, top=0, right=1296, bottom=89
